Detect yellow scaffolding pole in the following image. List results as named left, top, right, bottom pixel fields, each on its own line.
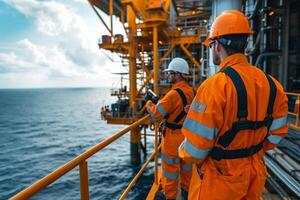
left=153, top=25, right=159, bottom=94
left=180, top=44, right=201, bottom=68
left=158, top=44, right=175, bottom=67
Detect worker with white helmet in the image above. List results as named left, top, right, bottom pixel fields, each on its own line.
left=146, top=57, right=195, bottom=199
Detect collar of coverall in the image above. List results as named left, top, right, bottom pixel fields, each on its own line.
left=171, top=80, right=186, bottom=90
left=218, top=53, right=249, bottom=72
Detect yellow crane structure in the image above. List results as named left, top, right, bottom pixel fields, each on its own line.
left=88, top=0, right=209, bottom=164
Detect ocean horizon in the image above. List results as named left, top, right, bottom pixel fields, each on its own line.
left=0, top=87, right=154, bottom=199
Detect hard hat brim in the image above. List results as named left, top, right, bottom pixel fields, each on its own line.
left=203, top=37, right=210, bottom=47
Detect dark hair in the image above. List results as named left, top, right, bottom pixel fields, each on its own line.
left=217, top=34, right=248, bottom=55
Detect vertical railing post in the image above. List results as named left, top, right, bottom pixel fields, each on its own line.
left=80, top=161, right=89, bottom=200
left=296, top=95, right=299, bottom=127
left=153, top=25, right=159, bottom=95
left=154, top=122, right=159, bottom=184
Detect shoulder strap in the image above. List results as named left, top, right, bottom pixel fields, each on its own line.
left=173, top=88, right=188, bottom=123
left=221, top=67, right=248, bottom=119
left=264, top=73, right=277, bottom=116
left=174, top=88, right=187, bottom=107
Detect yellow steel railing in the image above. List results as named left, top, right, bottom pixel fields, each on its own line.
left=10, top=115, right=161, bottom=200
left=286, top=92, right=300, bottom=129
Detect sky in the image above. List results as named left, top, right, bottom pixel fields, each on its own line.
left=0, top=0, right=127, bottom=88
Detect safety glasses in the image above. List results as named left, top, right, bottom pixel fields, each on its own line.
left=209, top=40, right=217, bottom=48
left=167, top=71, right=179, bottom=75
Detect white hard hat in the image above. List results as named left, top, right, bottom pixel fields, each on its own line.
left=164, top=57, right=189, bottom=74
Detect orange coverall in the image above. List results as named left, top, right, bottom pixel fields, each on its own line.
left=146, top=80, right=195, bottom=199
left=179, top=54, right=288, bottom=200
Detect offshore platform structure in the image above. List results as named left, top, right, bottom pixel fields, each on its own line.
left=10, top=0, right=300, bottom=199
left=90, top=0, right=300, bottom=164
left=90, top=0, right=300, bottom=197
left=90, top=0, right=208, bottom=164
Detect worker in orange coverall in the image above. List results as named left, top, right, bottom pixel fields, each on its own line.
left=178, top=10, right=288, bottom=200
left=146, top=58, right=195, bottom=200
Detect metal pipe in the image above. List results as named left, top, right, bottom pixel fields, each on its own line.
left=265, top=156, right=300, bottom=197
left=246, top=32, right=261, bottom=56
left=10, top=115, right=150, bottom=200
left=254, top=52, right=281, bottom=67
left=248, top=0, right=262, bottom=20
left=266, top=173, right=291, bottom=200
left=266, top=150, right=300, bottom=182
left=274, top=148, right=300, bottom=172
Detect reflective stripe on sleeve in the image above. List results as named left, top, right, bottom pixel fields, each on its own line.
left=148, top=109, right=158, bottom=122
left=190, top=100, right=207, bottom=113
left=267, top=134, right=283, bottom=144
left=157, top=103, right=167, bottom=117
left=163, top=168, right=179, bottom=180
left=270, top=115, right=287, bottom=131
left=180, top=164, right=192, bottom=172
left=183, top=139, right=210, bottom=159
left=182, top=117, right=218, bottom=140
left=161, top=153, right=180, bottom=165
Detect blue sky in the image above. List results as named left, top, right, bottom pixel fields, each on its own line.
left=0, top=0, right=126, bottom=88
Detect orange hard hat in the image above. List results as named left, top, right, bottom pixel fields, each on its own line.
left=203, top=10, right=253, bottom=46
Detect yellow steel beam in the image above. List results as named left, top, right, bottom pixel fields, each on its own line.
left=128, top=5, right=137, bottom=111
left=87, top=0, right=111, bottom=35
left=172, top=35, right=200, bottom=44
left=110, top=0, right=113, bottom=40
left=180, top=44, right=201, bottom=68
left=122, top=0, right=146, bottom=19
left=121, top=6, right=129, bottom=38
left=158, top=44, right=175, bottom=67
left=99, top=43, right=130, bottom=53
left=153, top=25, right=159, bottom=94
left=164, top=0, right=172, bottom=12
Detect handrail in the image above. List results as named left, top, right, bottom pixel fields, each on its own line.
left=119, top=122, right=160, bottom=199
left=119, top=144, right=161, bottom=200
left=11, top=115, right=150, bottom=200
left=286, top=92, right=300, bottom=128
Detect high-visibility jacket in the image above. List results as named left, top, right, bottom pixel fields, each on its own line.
left=179, top=53, right=288, bottom=200
left=146, top=80, right=195, bottom=199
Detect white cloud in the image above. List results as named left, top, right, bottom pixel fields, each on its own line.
left=0, top=0, right=126, bottom=88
